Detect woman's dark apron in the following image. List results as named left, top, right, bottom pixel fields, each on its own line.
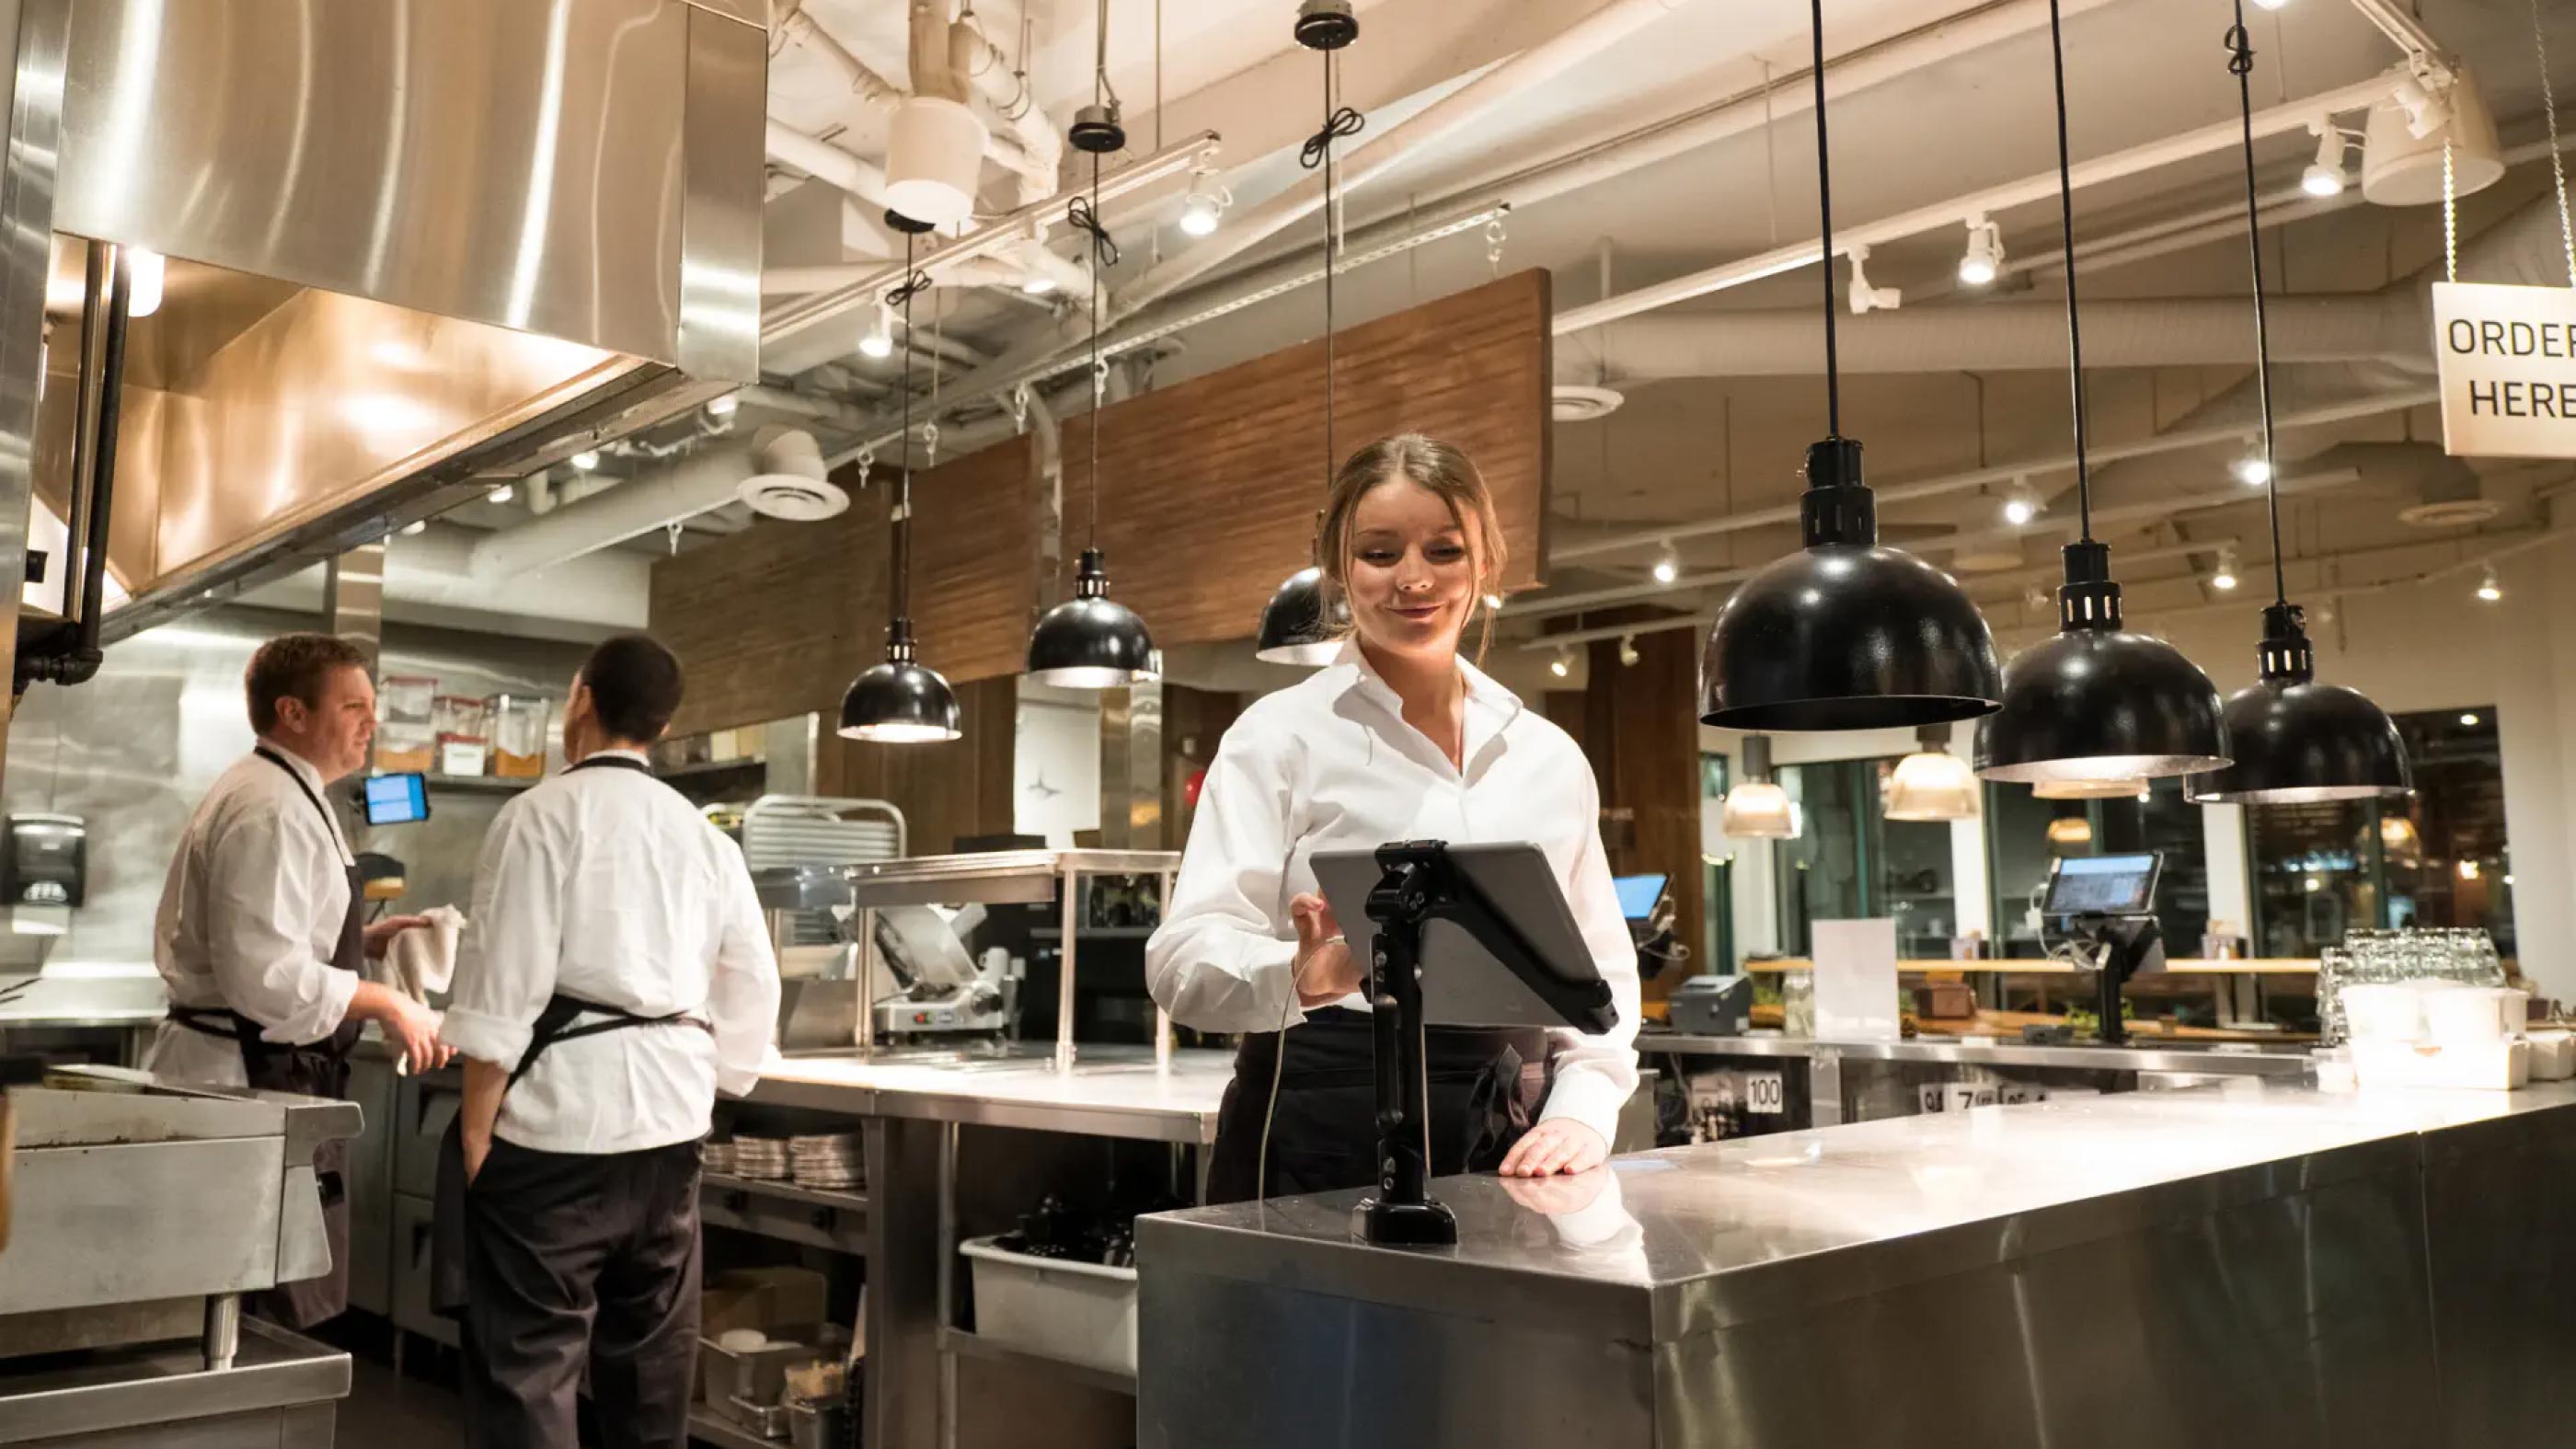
left=427, top=753, right=712, bottom=1318
left=1204, top=1006, right=1548, bottom=1204
left=167, top=745, right=365, bottom=1329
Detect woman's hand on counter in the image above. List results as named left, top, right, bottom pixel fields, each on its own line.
left=1500, top=1119, right=1608, bottom=1178
left=1289, top=893, right=1361, bottom=1007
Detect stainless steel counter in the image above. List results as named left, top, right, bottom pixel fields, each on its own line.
left=1138, top=1084, right=2576, bottom=1447
left=0, top=973, right=165, bottom=1029
left=749, top=1045, right=1233, bottom=1145
left=1648, top=1029, right=2315, bottom=1076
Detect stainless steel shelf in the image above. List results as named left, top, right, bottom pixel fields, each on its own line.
left=686, top=1406, right=782, bottom=1449
left=700, top=1171, right=868, bottom=1255
left=843, top=848, right=1179, bottom=908
left=1648, top=1031, right=2314, bottom=1075
left=418, top=774, right=540, bottom=795
left=939, top=1328, right=1134, bottom=1396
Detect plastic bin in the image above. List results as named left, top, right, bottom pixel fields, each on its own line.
left=959, top=1235, right=1138, bottom=1376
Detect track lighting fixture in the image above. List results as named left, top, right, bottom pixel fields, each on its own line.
left=489, top=483, right=515, bottom=505
left=859, top=300, right=896, bottom=360
left=1021, top=273, right=1057, bottom=295
left=1651, top=546, right=1680, bottom=586
left=1846, top=244, right=1901, bottom=315
left=2002, top=483, right=2041, bottom=527
left=2212, top=548, right=2239, bottom=592
left=400, top=519, right=426, bottom=536
left=2476, top=565, right=2501, bottom=603
left=2232, top=451, right=2270, bottom=487
left=707, top=393, right=740, bottom=418
left=2249, top=0, right=2288, bottom=10
left=1958, top=215, right=2004, bottom=287
left=2300, top=123, right=2349, bottom=197
left=1550, top=650, right=1571, bottom=679
left=570, top=450, right=600, bottom=472
left=1177, top=162, right=1230, bottom=237
left=1619, top=635, right=1641, bottom=668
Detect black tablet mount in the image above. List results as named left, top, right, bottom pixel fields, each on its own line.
left=2068, top=914, right=2160, bottom=1047
left=1355, top=840, right=1616, bottom=1248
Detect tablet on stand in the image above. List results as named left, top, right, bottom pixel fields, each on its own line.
left=1310, top=841, right=1618, bottom=1248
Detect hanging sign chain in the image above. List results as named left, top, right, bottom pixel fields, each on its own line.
left=2444, top=138, right=2458, bottom=284
left=2536, top=0, right=2575, bottom=287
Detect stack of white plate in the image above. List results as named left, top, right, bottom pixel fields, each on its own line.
left=703, top=1140, right=738, bottom=1176
left=730, top=1136, right=789, bottom=1180
left=788, top=1132, right=864, bottom=1191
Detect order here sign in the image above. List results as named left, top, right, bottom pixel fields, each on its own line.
left=2433, top=282, right=2576, bottom=460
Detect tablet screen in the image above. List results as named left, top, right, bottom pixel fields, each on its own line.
left=362, top=773, right=430, bottom=826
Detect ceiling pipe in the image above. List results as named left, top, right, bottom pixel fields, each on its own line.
left=1551, top=72, right=2399, bottom=338
left=1551, top=390, right=2429, bottom=563
left=776, top=7, right=907, bottom=111
left=952, top=14, right=1062, bottom=203
left=466, top=442, right=759, bottom=580
left=1564, top=294, right=2425, bottom=381
left=244, top=523, right=651, bottom=630
left=1115, top=0, right=1709, bottom=313
left=767, top=121, right=895, bottom=210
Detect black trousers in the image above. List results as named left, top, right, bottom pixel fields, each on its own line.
left=1204, top=1007, right=1546, bottom=1204
left=462, top=1137, right=704, bottom=1449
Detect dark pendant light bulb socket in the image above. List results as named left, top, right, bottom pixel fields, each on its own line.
left=882, top=209, right=937, bottom=236
left=1068, top=103, right=1126, bottom=155
left=1028, top=548, right=1160, bottom=688
left=1975, top=542, right=2231, bottom=785
left=2187, top=603, right=2410, bottom=803
left=839, top=617, right=963, bottom=742
left=1295, top=0, right=1359, bottom=51
left=1700, top=438, right=2004, bottom=732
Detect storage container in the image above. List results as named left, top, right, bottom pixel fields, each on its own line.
left=960, top=1235, right=1138, bottom=1376
left=379, top=674, right=437, bottom=726
left=489, top=694, right=551, bottom=778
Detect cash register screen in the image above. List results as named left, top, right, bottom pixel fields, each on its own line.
left=2044, top=853, right=2159, bottom=915
left=1612, top=874, right=1668, bottom=922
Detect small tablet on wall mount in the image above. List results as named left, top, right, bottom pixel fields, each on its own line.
left=361, top=773, right=431, bottom=826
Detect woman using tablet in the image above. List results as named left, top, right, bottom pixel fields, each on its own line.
left=1146, top=434, right=1640, bottom=1201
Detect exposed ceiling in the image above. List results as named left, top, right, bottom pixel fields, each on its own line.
left=430, top=0, right=2576, bottom=680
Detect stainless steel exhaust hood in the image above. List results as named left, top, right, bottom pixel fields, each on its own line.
left=22, top=0, right=766, bottom=642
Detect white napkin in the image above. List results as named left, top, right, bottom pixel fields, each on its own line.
left=390, top=904, right=468, bottom=1000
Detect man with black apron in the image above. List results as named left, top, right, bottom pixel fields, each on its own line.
left=434, top=634, right=779, bottom=1449
left=148, top=631, right=447, bottom=1328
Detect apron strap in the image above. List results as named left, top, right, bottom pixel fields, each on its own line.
left=505, top=992, right=712, bottom=1094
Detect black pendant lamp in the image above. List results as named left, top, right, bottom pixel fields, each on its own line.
left=1253, top=0, right=1362, bottom=667
left=1974, top=0, right=2229, bottom=788
left=1027, top=74, right=1158, bottom=688
left=1699, top=0, right=2000, bottom=730
left=840, top=218, right=963, bottom=743
left=2189, top=9, right=2409, bottom=804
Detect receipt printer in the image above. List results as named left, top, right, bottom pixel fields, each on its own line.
left=1668, top=972, right=1753, bottom=1036
left=3, top=813, right=85, bottom=908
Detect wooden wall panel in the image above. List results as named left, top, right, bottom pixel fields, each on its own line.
left=650, top=437, right=1034, bottom=737
left=1062, top=269, right=1552, bottom=650
left=907, top=435, right=1037, bottom=685
left=650, top=494, right=882, bottom=741
left=1581, top=629, right=1702, bottom=1013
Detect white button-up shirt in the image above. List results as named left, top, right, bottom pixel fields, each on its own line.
left=144, top=743, right=360, bottom=1087
left=1146, top=644, right=1641, bottom=1147
left=440, top=750, right=781, bottom=1155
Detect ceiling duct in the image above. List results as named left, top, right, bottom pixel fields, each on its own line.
left=467, top=442, right=763, bottom=581
left=27, top=0, right=765, bottom=645
left=738, top=428, right=847, bottom=521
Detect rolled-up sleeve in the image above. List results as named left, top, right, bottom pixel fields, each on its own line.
left=1537, top=765, right=1643, bottom=1147
left=440, top=797, right=563, bottom=1069
left=706, top=832, right=780, bottom=1097
left=1145, top=725, right=1305, bottom=1034
left=204, top=812, right=359, bottom=1043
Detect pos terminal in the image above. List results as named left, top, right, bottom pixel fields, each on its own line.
left=2043, top=852, right=2166, bottom=1047
left=1311, top=841, right=1619, bottom=1248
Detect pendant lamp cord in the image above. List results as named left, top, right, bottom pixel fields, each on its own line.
left=1807, top=0, right=1839, bottom=437
left=1304, top=57, right=1363, bottom=490
left=890, top=231, right=926, bottom=622
left=2225, top=6, right=2288, bottom=608
left=2044, top=0, right=2093, bottom=543
left=1068, top=155, right=1117, bottom=555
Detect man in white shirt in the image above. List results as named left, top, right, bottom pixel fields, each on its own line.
left=149, top=631, right=449, bottom=1328
left=436, top=634, right=779, bottom=1449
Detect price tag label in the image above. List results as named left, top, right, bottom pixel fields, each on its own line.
left=1745, top=1072, right=1786, bottom=1115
